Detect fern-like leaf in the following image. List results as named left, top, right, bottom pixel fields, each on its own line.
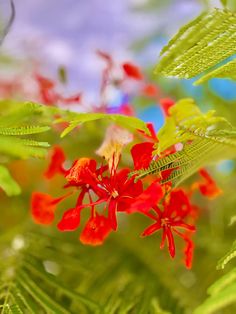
left=55, top=112, right=149, bottom=137
left=131, top=99, right=236, bottom=186
left=0, top=126, right=50, bottom=136
left=194, top=59, right=236, bottom=85
left=0, top=136, right=49, bottom=159
left=154, top=9, right=236, bottom=79
left=0, top=102, right=43, bottom=127
left=0, top=224, right=187, bottom=314
left=0, top=102, right=51, bottom=163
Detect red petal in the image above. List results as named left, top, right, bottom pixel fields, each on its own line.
left=131, top=142, right=154, bottom=170
left=160, top=98, right=175, bottom=117
left=146, top=123, right=157, bottom=140
left=137, top=122, right=157, bottom=141
left=166, top=228, right=175, bottom=258
left=60, top=93, right=82, bottom=104
left=160, top=228, right=167, bottom=249
left=66, top=158, right=97, bottom=184
left=171, top=222, right=196, bottom=232
left=108, top=198, right=118, bottom=230
left=35, top=73, right=55, bottom=90
left=31, top=191, right=72, bottom=226
left=57, top=208, right=81, bottom=231
left=198, top=169, right=222, bottom=199
left=80, top=214, right=112, bottom=246
left=122, top=62, right=143, bottom=80
left=166, top=189, right=191, bottom=218
left=184, top=239, right=194, bottom=269
left=115, top=168, right=143, bottom=198
left=128, top=181, right=163, bottom=214
left=173, top=229, right=194, bottom=269
left=141, top=222, right=161, bottom=237
left=44, top=146, right=66, bottom=179
left=31, top=192, right=56, bottom=225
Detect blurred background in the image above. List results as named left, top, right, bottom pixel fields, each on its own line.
left=1, top=0, right=235, bottom=99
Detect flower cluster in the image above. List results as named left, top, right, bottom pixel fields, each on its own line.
left=31, top=128, right=221, bottom=268
left=28, top=54, right=221, bottom=269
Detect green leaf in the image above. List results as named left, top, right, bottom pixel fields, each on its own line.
left=0, top=136, right=49, bottom=159
left=58, top=113, right=149, bottom=137
left=0, top=225, right=186, bottom=314
left=0, top=102, right=43, bottom=128
left=193, top=268, right=236, bottom=314
left=0, top=165, right=21, bottom=196
left=0, top=126, right=50, bottom=136
left=131, top=99, right=236, bottom=186
left=0, top=101, right=51, bottom=162
left=217, top=241, right=236, bottom=270
left=194, top=59, right=236, bottom=85
left=155, top=98, right=232, bottom=154
left=154, top=9, right=236, bottom=79
left=208, top=268, right=236, bottom=296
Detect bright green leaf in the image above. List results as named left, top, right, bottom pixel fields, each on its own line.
left=154, top=9, right=236, bottom=79
left=0, top=165, right=21, bottom=196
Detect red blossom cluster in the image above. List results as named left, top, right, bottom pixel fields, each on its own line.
left=24, top=53, right=221, bottom=268
left=31, top=132, right=221, bottom=268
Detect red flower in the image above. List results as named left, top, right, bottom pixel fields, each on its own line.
left=97, top=168, right=143, bottom=230
left=137, top=122, right=158, bottom=142
left=140, top=189, right=196, bottom=268
left=80, top=213, right=112, bottom=246
left=122, top=62, right=143, bottom=80
left=66, top=158, right=97, bottom=185
left=58, top=93, right=82, bottom=104
left=198, top=169, right=222, bottom=198
left=142, top=84, right=159, bottom=97
left=35, top=73, right=57, bottom=105
left=44, top=146, right=67, bottom=179
left=65, top=158, right=107, bottom=199
left=192, top=168, right=222, bottom=199
left=31, top=192, right=70, bottom=225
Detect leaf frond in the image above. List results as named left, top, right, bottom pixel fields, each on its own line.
left=155, top=9, right=236, bottom=79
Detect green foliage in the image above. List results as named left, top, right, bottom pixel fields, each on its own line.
left=56, top=112, right=150, bottom=138
left=154, top=9, right=236, bottom=79
left=194, top=59, right=236, bottom=85
left=0, top=126, right=50, bottom=136
left=0, top=226, right=185, bottom=314
left=0, top=101, right=50, bottom=160
left=0, top=165, right=20, bottom=196
left=131, top=99, right=236, bottom=186
left=156, top=98, right=234, bottom=154
left=0, top=101, right=51, bottom=196
left=221, top=0, right=228, bottom=7
left=217, top=240, right=236, bottom=270
left=193, top=268, right=236, bottom=314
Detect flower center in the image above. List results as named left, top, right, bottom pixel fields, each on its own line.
left=161, top=218, right=171, bottom=227
left=111, top=190, right=119, bottom=198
